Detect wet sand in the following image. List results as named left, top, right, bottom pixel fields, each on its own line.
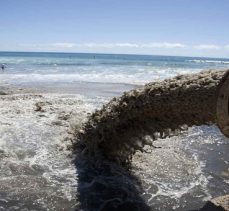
left=0, top=81, right=139, bottom=97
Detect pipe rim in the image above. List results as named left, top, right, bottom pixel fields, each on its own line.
left=216, top=70, right=229, bottom=138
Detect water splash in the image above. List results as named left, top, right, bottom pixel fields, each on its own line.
left=75, top=70, right=227, bottom=166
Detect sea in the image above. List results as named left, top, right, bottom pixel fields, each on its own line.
left=1, top=52, right=229, bottom=87
left=0, top=52, right=228, bottom=211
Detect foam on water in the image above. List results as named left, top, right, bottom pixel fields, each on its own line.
left=130, top=125, right=228, bottom=210
left=0, top=72, right=146, bottom=85
left=0, top=67, right=203, bottom=86
left=188, top=59, right=229, bottom=64
left=0, top=93, right=108, bottom=210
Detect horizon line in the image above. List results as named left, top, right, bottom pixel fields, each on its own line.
left=0, top=50, right=229, bottom=60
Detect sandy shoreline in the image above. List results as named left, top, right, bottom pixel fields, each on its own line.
left=0, top=81, right=139, bottom=97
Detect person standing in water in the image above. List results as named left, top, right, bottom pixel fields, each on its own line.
left=1, top=64, right=5, bottom=72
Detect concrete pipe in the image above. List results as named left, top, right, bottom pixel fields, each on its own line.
left=216, top=70, right=229, bottom=138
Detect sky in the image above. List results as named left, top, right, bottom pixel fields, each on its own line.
left=0, top=0, right=229, bottom=58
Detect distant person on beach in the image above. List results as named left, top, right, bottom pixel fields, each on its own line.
left=1, top=64, right=5, bottom=72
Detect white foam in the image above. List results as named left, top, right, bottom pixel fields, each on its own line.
left=131, top=126, right=227, bottom=207
left=0, top=67, right=203, bottom=86
left=188, top=59, right=229, bottom=64
left=0, top=93, right=106, bottom=209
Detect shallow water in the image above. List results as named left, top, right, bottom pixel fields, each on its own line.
left=133, top=126, right=229, bottom=210
left=0, top=93, right=107, bottom=210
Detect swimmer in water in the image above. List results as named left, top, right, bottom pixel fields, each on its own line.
left=1, top=64, right=5, bottom=72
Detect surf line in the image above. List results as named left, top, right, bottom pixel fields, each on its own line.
left=75, top=69, right=229, bottom=166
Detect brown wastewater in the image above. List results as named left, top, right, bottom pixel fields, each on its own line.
left=76, top=70, right=228, bottom=165
left=73, top=70, right=229, bottom=210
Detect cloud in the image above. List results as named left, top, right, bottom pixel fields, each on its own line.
left=79, top=43, right=139, bottom=48
left=140, top=42, right=186, bottom=48
left=52, top=43, right=76, bottom=48
left=115, top=43, right=139, bottom=47
left=225, top=45, right=229, bottom=50
left=194, top=44, right=221, bottom=50
left=83, top=42, right=186, bottom=49
left=49, top=43, right=229, bottom=51
left=83, top=43, right=116, bottom=48
left=50, top=42, right=186, bottom=49
left=50, top=42, right=139, bottom=48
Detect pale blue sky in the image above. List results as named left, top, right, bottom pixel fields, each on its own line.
left=1, top=0, right=229, bottom=57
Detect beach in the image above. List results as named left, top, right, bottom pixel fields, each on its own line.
left=0, top=52, right=228, bottom=210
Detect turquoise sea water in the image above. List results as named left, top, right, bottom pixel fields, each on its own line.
left=0, top=52, right=229, bottom=86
